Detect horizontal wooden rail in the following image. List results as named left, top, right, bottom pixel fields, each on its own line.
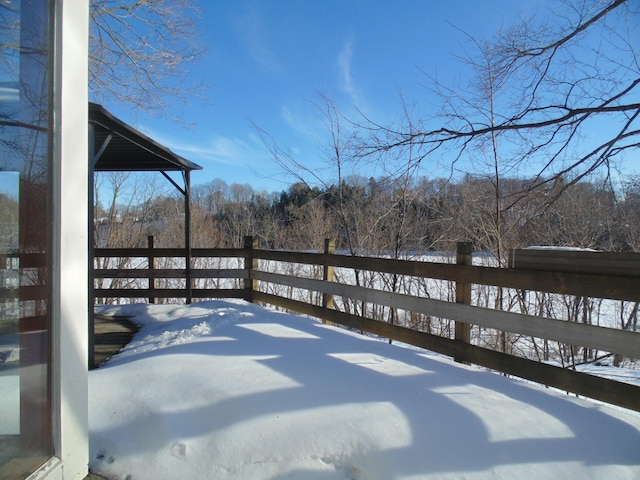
left=254, top=249, right=639, bottom=302
left=10, top=284, right=47, bottom=301
left=510, top=249, right=640, bottom=276
left=94, top=268, right=247, bottom=280
left=253, top=290, right=640, bottom=412
left=94, top=247, right=247, bottom=258
left=253, top=270, right=640, bottom=358
left=94, top=288, right=245, bottom=299
left=95, top=269, right=189, bottom=279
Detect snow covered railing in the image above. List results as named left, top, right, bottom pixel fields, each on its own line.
left=92, top=238, right=640, bottom=411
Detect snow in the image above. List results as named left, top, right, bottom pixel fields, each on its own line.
left=523, top=246, right=601, bottom=251
left=90, top=300, right=640, bottom=480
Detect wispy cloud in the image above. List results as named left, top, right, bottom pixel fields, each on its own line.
left=143, top=125, right=265, bottom=169
left=177, top=135, right=265, bottom=167
left=234, top=3, right=283, bottom=75
left=338, top=39, right=358, bottom=102
left=280, top=103, right=325, bottom=142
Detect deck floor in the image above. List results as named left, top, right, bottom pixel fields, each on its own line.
left=92, top=314, right=139, bottom=369
left=88, top=314, right=139, bottom=478
left=85, top=473, right=107, bottom=480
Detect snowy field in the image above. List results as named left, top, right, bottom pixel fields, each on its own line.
left=89, top=300, right=640, bottom=480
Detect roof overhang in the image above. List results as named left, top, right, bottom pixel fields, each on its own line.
left=89, top=102, right=202, bottom=172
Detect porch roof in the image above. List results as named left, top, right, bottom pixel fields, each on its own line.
left=89, top=102, right=202, bottom=172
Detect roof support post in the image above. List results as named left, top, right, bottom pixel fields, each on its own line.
left=161, top=170, right=186, bottom=195
left=184, top=170, right=192, bottom=304
left=92, top=133, right=112, bottom=166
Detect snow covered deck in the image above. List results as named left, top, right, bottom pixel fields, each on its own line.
left=89, top=300, right=640, bottom=479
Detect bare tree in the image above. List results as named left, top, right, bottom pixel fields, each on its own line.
left=616, top=175, right=640, bottom=252
left=89, top=0, right=205, bottom=113
left=358, top=0, right=639, bottom=211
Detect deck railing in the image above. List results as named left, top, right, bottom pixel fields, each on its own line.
left=92, top=237, right=640, bottom=411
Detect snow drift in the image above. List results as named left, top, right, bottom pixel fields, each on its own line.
left=90, top=300, right=640, bottom=479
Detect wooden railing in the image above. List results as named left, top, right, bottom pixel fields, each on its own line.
left=93, top=238, right=640, bottom=411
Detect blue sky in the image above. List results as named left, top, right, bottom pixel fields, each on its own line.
left=105, top=0, right=637, bottom=193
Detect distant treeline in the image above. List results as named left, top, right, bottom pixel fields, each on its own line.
left=96, top=174, right=640, bottom=261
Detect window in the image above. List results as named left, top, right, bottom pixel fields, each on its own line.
left=0, top=0, right=54, bottom=476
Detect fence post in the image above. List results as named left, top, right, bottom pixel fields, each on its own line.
left=148, top=235, right=156, bottom=304
left=244, top=235, right=258, bottom=303
left=455, top=241, right=472, bottom=362
left=322, top=239, right=335, bottom=324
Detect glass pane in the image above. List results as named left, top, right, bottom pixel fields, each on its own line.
left=0, top=0, right=20, bottom=103
left=0, top=0, right=53, bottom=476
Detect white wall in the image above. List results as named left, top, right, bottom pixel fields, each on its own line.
left=41, top=0, right=90, bottom=478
